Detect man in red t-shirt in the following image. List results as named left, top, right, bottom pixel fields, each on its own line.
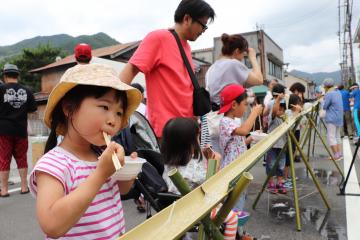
left=120, top=0, right=215, bottom=137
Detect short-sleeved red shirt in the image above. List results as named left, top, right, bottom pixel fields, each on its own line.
left=129, top=29, right=194, bottom=137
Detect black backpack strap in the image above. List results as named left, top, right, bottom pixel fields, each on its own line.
left=169, top=29, right=200, bottom=90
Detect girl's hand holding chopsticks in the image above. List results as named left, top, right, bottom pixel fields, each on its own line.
left=94, top=132, right=125, bottom=180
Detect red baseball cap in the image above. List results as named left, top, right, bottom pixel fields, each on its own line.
left=218, top=84, right=246, bottom=114
left=74, top=43, right=92, bottom=61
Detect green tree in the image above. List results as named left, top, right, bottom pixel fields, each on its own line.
left=1, top=44, right=63, bottom=92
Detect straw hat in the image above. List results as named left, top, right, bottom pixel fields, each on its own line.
left=44, top=63, right=142, bottom=135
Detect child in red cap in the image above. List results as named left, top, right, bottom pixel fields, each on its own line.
left=74, top=43, right=92, bottom=64
left=218, top=84, right=263, bottom=169
left=218, top=84, right=263, bottom=228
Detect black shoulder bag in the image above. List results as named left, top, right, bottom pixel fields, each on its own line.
left=169, top=29, right=211, bottom=116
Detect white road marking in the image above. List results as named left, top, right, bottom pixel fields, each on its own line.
left=343, top=138, right=360, bottom=240
left=8, top=187, right=21, bottom=194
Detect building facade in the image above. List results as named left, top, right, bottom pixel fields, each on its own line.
left=30, top=41, right=210, bottom=135
left=354, top=18, right=360, bottom=83
left=284, top=73, right=315, bottom=100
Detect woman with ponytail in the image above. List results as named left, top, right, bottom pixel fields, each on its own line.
left=205, top=33, right=263, bottom=153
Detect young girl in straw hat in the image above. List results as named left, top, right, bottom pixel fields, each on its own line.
left=29, top=63, right=142, bottom=239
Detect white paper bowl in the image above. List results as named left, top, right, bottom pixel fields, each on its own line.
left=111, top=156, right=146, bottom=181
left=250, top=131, right=268, bottom=142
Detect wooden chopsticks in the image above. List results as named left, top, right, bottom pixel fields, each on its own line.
left=103, top=132, right=122, bottom=171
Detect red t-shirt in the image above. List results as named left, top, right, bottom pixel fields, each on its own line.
left=129, top=29, right=194, bottom=137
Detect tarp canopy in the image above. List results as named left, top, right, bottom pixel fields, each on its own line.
left=250, top=85, right=268, bottom=97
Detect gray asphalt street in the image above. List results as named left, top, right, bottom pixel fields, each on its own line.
left=1, top=135, right=359, bottom=240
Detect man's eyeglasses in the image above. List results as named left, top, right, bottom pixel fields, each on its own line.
left=194, top=19, right=208, bottom=31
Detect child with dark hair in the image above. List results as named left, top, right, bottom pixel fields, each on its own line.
left=130, top=83, right=144, bottom=94
left=218, top=84, right=263, bottom=228
left=74, top=43, right=92, bottom=64
left=290, top=82, right=306, bottom=103
left=29, top=64, right=142, bottom=239
left=265, top=84, right=288, bottom=194
left=130, top=83, right=146, bottom=115
left=161, top=117, right=238, bottom=240
left=283, top=94, right=303, bottom=188
left=219, top=84, right=263, bottom=168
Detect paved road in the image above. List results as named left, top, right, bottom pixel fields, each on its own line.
left=1, top=134, right=359, bottom=239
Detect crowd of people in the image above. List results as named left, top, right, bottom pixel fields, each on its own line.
left=0, top=0, right=358, bottom=239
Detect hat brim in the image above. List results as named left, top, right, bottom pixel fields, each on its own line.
left=2, top=69, right=20, bottom=76
left=218, top=102, right=232, bottom=114
left=44, top=65, right=142, bottom=136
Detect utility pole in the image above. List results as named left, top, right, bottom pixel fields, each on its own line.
left=256, top=23, right=266, bottom=84
left=338, top=0, right=356, bottom=87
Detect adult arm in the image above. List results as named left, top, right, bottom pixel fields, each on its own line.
left=323, top=93, right=331, bottom=110
left=120, top=30, right=162, bottom=85
left=27, top=89, right=37, bottom=113
left=119, top=63, right=140, bottom=85
left=245, top=48, right=263, bottom=86
left=263, top=98, right=273, bottom=117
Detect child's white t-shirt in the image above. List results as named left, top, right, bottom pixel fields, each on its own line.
left=163, top=158, right=207, bottom=194
left=30, top=147, right=125, bottom=239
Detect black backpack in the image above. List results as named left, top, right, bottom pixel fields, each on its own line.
left=139, top=162, right=168, bottom=195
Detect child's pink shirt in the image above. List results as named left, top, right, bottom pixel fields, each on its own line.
left=30, top=147, right=125, bottom=239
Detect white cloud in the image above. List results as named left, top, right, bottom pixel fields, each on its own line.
left=286, top=37, right=340, bottom=73
left=0, top=0, right=359, bottom=73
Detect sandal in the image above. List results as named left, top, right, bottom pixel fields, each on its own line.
left=134, top=199, right=146, bottom=213
left=267, top=182, right=278, bottom=194
left=277, top=181, right=287, bottom=194
left=0, top=193, right=10, bottom=198
left=20, top=189, right=30, bottom=194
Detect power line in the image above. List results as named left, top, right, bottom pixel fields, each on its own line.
left=338, top=0, right=356, bottom=86
left=264, top=0, right=334, bottom=29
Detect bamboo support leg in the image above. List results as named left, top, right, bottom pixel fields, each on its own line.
left=307, top=117, right=345, bottom=178
left=312, top=108, right=319, bottom=156
left=198, top=159, right=218, bottom=240
left=214, top=172, right=253, bottom=227
left=286, top=132, right=302, bottom=231
left=252, top=144, right=287, bottom=209
left=289, top=132, right=331, bottom=210
left=169, top=169, right=224, bottom=240
left=307, top=124, right=313, bottom=161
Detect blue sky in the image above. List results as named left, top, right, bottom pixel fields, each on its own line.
left=1, top=0, right=359, bottom=73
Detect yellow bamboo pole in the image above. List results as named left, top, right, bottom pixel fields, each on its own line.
left=119, top=103, right=318, bottom=240
left=169, top=169, right=224, bottom=240
left=214, top=172, right=253, bottom=227
left=199, top=159, right=219, bottom=240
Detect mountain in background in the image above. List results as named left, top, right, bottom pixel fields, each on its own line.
left=289, top=69, right=341, bottom=86
left=0, top=32, right=119, bottom=60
